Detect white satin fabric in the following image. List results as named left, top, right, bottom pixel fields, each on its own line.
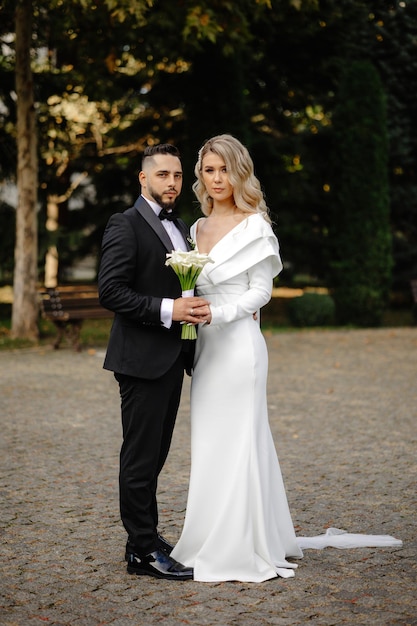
left=297, top=528, right=402, bottom=550
left=171, top=214, right=402, bottom=582
left=172, top=215, right=302, bottom=582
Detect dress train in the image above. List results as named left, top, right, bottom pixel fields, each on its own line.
left=297, top=528, right=402, bottom=551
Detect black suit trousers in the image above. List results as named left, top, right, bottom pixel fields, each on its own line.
left=115, top=353, right=185, bottom=555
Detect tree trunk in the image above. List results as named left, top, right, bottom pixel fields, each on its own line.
left=44, top=194, right=60, bottom=288
left=12, top=0, right=39, bottom=340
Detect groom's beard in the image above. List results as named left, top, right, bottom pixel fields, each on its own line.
left=149, top=187, right=179, bottom=211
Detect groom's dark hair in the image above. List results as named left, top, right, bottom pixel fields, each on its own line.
left=142, top=144, right=181, bottom=168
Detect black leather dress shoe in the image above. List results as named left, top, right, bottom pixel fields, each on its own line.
left=125, top=534, right=174, bottom=561
left=127, top=549, right=193, bottom=580
left=157, top=534, right=174, bottom=555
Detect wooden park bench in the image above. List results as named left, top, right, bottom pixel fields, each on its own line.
left=38, top=285, right=113, bottom=351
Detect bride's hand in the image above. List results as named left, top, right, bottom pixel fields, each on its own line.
left=172, top=297, right=210, bottom=323
left=190, top=303, right=212, bottom=325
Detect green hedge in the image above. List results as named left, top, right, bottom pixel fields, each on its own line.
left=329, top=60, right=392, bottom=327
left=288, top=292, right=335, bottom=327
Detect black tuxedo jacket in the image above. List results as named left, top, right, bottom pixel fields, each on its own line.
left=98, top=196, right=192, bottom=379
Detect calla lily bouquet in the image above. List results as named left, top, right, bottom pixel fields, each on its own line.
left=165, top=248, right=214, bottom=340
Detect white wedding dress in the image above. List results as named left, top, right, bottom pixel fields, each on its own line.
left=171, top=214, right=402, bottom=583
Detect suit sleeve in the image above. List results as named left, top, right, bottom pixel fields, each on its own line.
left=98, top=213, right=162, bottom=324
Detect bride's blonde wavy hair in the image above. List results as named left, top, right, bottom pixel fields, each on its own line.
left=192, top=134, right=271, bottom=223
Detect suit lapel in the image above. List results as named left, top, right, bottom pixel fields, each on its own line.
left=134, top=197, right=177, bottom=252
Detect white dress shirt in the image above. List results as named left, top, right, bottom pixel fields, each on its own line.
left=142, top=195, right=187, bottom=328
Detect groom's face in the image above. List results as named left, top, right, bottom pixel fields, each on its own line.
left=139, top=154, right=183, bottom=210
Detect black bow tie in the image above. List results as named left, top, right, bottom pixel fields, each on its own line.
left=159, top=208, right=178, bottom=222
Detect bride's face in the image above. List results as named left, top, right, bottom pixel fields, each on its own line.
left=201, top=153, right=234, bottom=204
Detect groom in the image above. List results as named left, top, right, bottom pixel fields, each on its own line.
left=98, top=144, right=209, bottom=580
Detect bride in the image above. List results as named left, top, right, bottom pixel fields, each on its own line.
left=170, top=134, right=401, bottom=583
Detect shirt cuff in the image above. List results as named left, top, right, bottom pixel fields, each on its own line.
left=161, top=298, right=174, bottom=329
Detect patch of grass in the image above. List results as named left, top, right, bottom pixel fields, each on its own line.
left=74, top=318, right=113, bottom=349
left=0, top=317, right=113, bottom=351
left=0, top=304, right=414, bottom=352
left=381, top=307, right=414, bottom=327
left=0, top=331, right=38, bottom=350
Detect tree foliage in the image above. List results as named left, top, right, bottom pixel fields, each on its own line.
left=0, top=0, right=416, bottom=331
left=329, top=60, right=392, bottom=327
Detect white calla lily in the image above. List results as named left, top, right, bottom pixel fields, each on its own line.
left=165, top=249, right=214, bottom=340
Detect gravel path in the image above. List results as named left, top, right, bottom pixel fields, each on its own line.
left=0, top=327, right=416, bottom=625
